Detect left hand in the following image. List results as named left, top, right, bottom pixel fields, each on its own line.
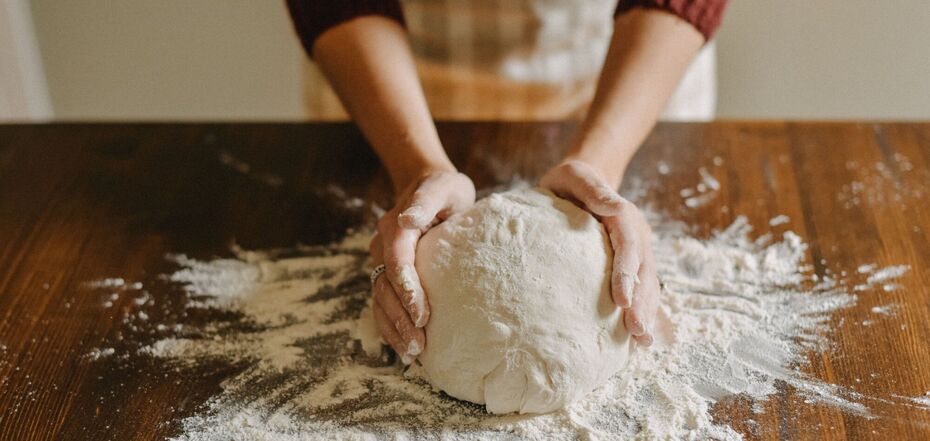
left=540, top=160, right=658, bottom=346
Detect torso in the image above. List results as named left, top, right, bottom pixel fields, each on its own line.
left=303, top=0, right=716, bottom=120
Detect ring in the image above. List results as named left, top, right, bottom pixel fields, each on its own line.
left=370, top=264, right=386, bottom=286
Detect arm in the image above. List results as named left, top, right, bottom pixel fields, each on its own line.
left=541, top=6, right=723, bottom=346
left=306, top=15, right=475, bottom=364
left=567, top=8, right=705, bottom=188
left=314, top=16, right=453, bottom=192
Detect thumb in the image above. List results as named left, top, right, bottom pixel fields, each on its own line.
left=398, top=173, right=473, bottom=230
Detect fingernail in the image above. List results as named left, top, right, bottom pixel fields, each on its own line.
left=407, top=340, right=421, bottom=356
left=415, top=312, right=428, bottom=328
left=400, top=354, right=413, bottom=365
left=639, top=333, right=655, bottom=347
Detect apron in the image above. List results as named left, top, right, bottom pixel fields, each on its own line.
left=303, top=0, right=716, bottom=121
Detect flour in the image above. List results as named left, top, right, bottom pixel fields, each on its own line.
left=657, top=161, right=670, bottom=175
left=85, top=278, right=126, bottom=288
left=768, top=215, right=790, bottom=226
left=218, top=149, right=285, bottom=188
left=85, top=191, right=921, bottom=439
left=682, top=167, right=721, bottom=208
left=865, top=265, right=911, bottom=285
left=85, top=347, right=116, bottom=360
left=837, top=148, right=928, bottom=210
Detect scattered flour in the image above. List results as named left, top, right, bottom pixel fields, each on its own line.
left=657, top=161, right=670, bottom=175
left=85, top=278, right=125, bottom=289
left=870, top=305, right=899, bottom=316
left=768, top=215, right=790, bottom=226
left=910, top=394, right=930, bottom=410
left=86, top=347, right=115, bottom=360
left=866, top=265, right=911, bottom=285
left=218, top=149, right=285, bottom=188
left=682, top=167, right=721, bottom=209
left=88, top=205, right=918, bottom=440
left=837, top=149, right=928, bottom=210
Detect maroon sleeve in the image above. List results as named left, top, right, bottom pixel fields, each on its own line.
left=615, top=0, right=729, bottom=40
left=285, top=0, right=406, bottom=57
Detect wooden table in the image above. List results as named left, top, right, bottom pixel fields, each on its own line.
left=0, top=122, right=928, bottom=440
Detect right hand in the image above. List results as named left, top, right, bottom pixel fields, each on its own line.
left=540, top=160, right=659, bottom=346
left=369, top=170, right=475, bottom=364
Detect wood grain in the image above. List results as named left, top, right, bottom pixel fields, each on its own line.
left=0, top=122, right=928, bottom=440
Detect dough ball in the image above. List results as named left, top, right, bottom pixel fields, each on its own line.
left=415, top=187, right=631, bottom=414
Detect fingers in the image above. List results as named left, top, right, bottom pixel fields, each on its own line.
left=369, top=170, right=478, bottom=364
left=398, top=173, right=475, bottom=230
left=371, top=230, right=428, bottom=362
left=374, top=275, right=425, bottom=361
left=602, top=216, right=642, bottom=308
left=381, top=227, right=430, bottom=327
left=624, top=256, right=660, bottom=347
left=373, top=296, right=422, bottom=365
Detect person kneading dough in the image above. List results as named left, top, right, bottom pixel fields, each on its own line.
left=285, top=0, right=726, bottom=414
left=415, top=188, right=631, bottom=414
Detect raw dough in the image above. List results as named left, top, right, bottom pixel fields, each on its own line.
left=415, top=187, right=631, bottom=414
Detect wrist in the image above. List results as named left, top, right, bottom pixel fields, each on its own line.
left=389, top=156, right=456, bottom=194
left=563, top=144, right=629, bottom=191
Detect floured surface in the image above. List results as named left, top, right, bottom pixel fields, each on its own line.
left=82, top=196, right=925, bottom=440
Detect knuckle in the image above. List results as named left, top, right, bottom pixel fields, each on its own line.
left=563, top=160, right=584, bottom=174
left=615, top=197, right=633, bottom=211
left=453, top=172, right=471, bottom=185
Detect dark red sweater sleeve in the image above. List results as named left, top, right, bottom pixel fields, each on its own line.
left=285, top=0, right=405, bottom=57
left=615, top=0, right=729, bottom=40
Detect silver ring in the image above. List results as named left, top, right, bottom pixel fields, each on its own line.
left=370, top=264, right=386, bottom=286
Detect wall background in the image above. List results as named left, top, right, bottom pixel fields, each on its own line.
left=23, top=0, right=930, bottom=121
left=715, top=1, right=930, bottom=119
left=30, top=0, right=305, bottom=120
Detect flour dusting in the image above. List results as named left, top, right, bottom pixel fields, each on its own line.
left=681, top=167, right=721, bottom=208
left=80, top=198, right=922, bottom=440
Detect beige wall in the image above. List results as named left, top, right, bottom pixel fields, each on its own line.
left=28, top=1, right=930, bottom=120
left=0, top=0, right=52, bottom=120
left=715, top=1, right=930, bottom=119
left=30, top=0, right=305, bottom=120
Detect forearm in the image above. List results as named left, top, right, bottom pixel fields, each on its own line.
left=313, top=16, right=453, bottom=192
left=566, top=8, right=705, bottom=188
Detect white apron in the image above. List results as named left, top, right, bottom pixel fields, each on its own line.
left=303, top=0, right=715, bottom=121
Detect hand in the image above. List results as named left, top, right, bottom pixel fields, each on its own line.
left=369, top=170, right=476, bottom=363
left=540, top=160, right=658, bottom=346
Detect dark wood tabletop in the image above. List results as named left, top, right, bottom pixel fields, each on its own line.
left=0, top=122, right=928, bottom=440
